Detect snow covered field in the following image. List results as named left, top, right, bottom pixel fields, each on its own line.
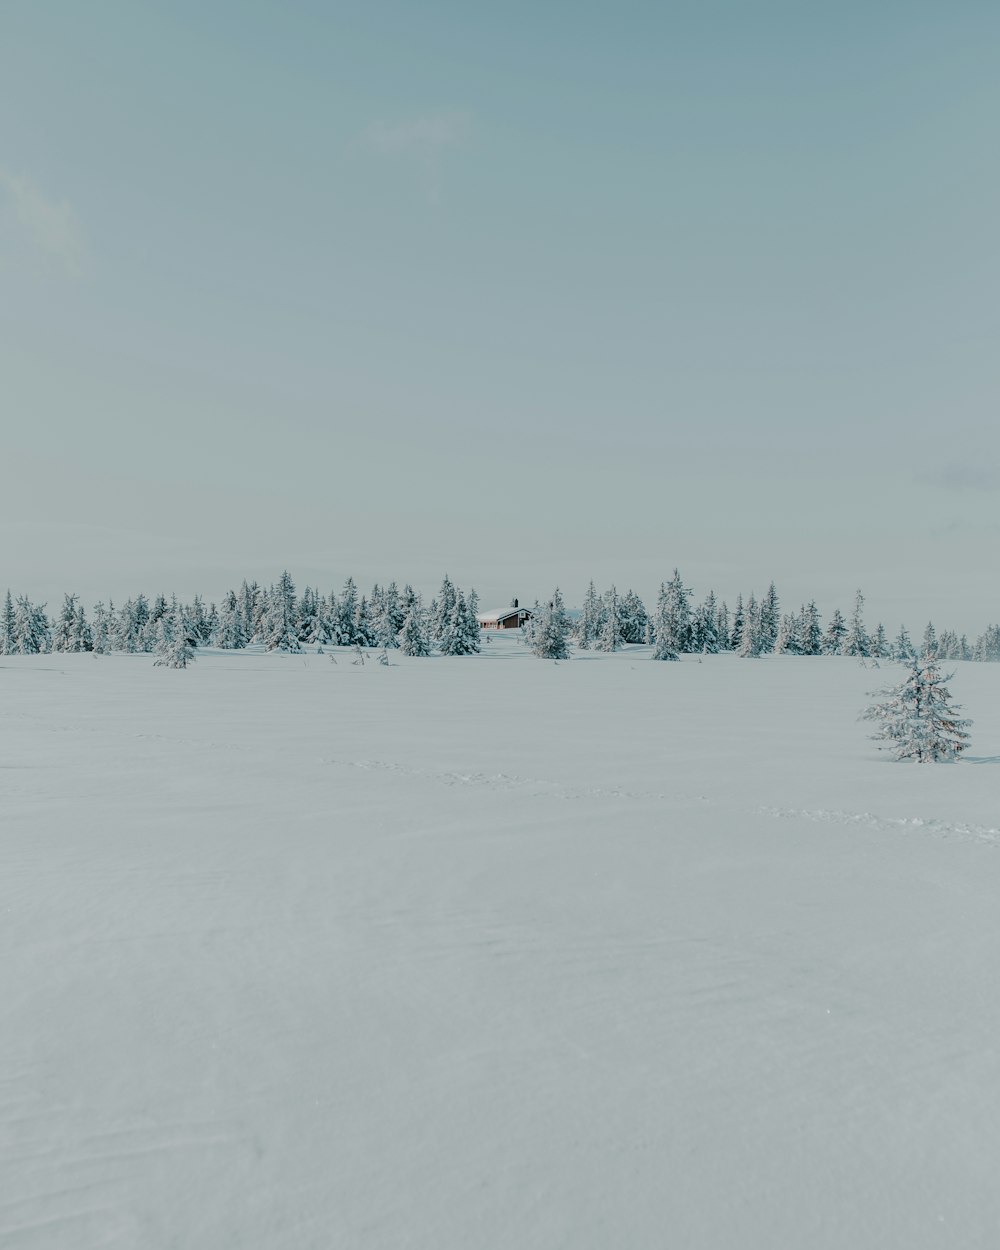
left=4, top=638, right=1000, bottom=1248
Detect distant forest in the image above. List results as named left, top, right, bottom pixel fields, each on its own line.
left=2, top=572, right=998, bottom=664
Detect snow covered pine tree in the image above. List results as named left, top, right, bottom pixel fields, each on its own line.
left=532, top=590, right=571, bottom=659
left=862, top=655, right=971, bottom=762
left=153, top=604, right=197, bottom=669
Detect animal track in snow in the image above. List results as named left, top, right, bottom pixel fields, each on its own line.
left=758, top=805, right=1000, bottom=847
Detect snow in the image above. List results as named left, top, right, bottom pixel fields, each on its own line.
left=4, top=639, right=1000, bottom=1248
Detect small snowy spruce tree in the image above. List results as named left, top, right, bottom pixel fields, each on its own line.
left=973, top=625, right=1000, bottom=662
left=870, top=623, right=889, bottom=660
left=922, top=621, right=937, bottom=658
left=798, top=601, right=823, bottom=656
left=651, top=583, right=679, bottom=660
left=91, top=602, right=111, bottom=655
left=51, top=594, right=80, bottom=653
left=738, top=594, right=762, bottom=658
left=620, top=590, right=649, bottom=645
left=693, top=591, right=720, bottom=653
left=596, top=586, right=624, bottom=652
left=862, top=655, right=971, bottom=762
left=774, top=613, right=800, bottom=655
left=1, top=590, right=15, bottom=655
left=153, top=605, right=196, bottom=669
left=729, top=595, right=745, bottom=651
left=532, top=590, right=571, bottom=659
left=843, top=589, right=870, bottom=658
left=714, top=601, right=730, bottom=651
left=759, top=583, right=780, bottom=653
left=659, top=570, right=693, bottom=654
left=823, top=608, right=847, bottom=655
left=893, top=625, right=915, bottom=661
left=11, top=597, right=48, bottom=654
left=575, top=581, right=604, bottom=649
left=398, top=606, right=431, bottom=656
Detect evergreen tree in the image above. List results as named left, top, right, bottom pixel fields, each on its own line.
left=188, top=595, right=210, bottom=645
left=619, top=589, right=649, bottom=645
left=354, top=594, right=373, bottom=648
left=657, top=569, right=693, bottom=653
left=430, top=575, right=457, bottom=650
left=115, top=600, right=132, bottom=646
left=798, top=602, right=824, bottom=656
left=971, top=625, right=1000, bottom=662
left=463, top=589, right=482, bottom=654
left=575, top=581, right=604, bottom=649
left=774, top=613, right=800, bottom=655
left=264, top=572, right=302, bottom=652
left=250, top=586, right=269, bottom=643
left=532, top=590, right=571, bottom=659
left=398, top=604, right=431, bottom=656
left=295, top=586, right=319, bottom=644
left=893, top=625, right=915, bottom=661
left=399, top=583, right=419, bottom=620
left=729, top=594, right=745, bottom=651
left=91, top=602, right=111, bottom=655
left=522, top=601, right=541, bottom=650
left=131, top=594, right=151, bottom=650
left=823, top=608, right=847, bottom=655
left=153, top=604, right=196, bottom=669
left=11, top=597, right=47, bottom=654
left=651, top=583, right=679, bottom=660
left=216, top=590, right=246, bottom=649
left=863, top=655, right=971, bottom=762
left=759, top=582, right=780, bottom=653
left=140, top=594, right=167, bottom=652
left=694, top=591, right=721, bottom=654
left=922, top=621, right=938, bottom=658
left=385, top=582, right=406, bottom=641
left=715, top=601, right=731, bottom=651
left=1, top=590, right=15, bottom=655
left=372, top=581, right=405, bottom=649
left=51, top=594, right=79, bottom=653
left=596, top=586, right=624, bottom=652
left=238, top=581, right=261, bottom=642
left=72, top=602, right=93, bottom=652
left=439, top=588, right=481, bottom=656
left=870, top=623, right=889, bottom=660
left=738, top=594, right=762, bottom=658
left=843, top=589, right=870, bottom=657
left=311, top=593, right=336, bottom=647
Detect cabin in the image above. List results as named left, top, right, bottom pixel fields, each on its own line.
left=476, top=599, right=533, bottom=631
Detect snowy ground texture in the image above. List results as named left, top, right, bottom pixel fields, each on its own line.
left=4, top=638, right=1000, bottom=1249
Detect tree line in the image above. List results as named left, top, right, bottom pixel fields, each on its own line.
left=0, top=574, right=477, bottom=662
left=527, top=575, right=1000, bottom=662
left=2, top=570, right=998, bottom=664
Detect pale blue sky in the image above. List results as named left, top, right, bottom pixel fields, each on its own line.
left=1, top=1, right=998, bottom=631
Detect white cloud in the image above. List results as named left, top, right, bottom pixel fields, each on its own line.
left=363, top=111, right=472, bottom=157
left=0, top=168, right=87, bottom=275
